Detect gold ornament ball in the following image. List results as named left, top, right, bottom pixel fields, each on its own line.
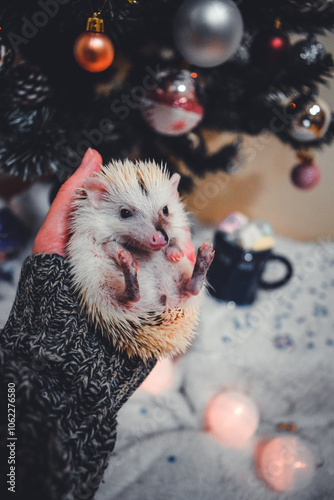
left=74, top=32, right=114, bottom=73
left=289, top=98, right=331, bottom=142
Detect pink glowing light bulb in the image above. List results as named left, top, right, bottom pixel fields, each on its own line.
left=204, top=390, right=259, bottom=447
left=256, top=436, right=315, bottom=492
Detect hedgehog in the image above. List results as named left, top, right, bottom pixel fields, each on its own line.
left=66, top=159, right=214, bottom=360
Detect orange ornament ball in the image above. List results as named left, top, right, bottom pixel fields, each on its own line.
left=73, top=32, right=114, bottom=72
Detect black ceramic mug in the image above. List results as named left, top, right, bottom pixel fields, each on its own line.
left=207, top=231, right=293, bottom=305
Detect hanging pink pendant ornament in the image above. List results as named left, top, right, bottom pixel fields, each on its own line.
left=290, top=152, right=321, bottom=190
left=141, top=69, right=204, bottom=136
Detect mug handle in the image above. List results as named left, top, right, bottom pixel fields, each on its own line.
left=259, top=254, right=293, bottom=290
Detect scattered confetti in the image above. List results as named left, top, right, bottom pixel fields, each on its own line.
left=313, top=303, right=328, bottom=317
left=274, top=334, right=295, bottom=351
left=221, top=336, right=231, bottom=343
left=276, top=422, right=298, bottom=433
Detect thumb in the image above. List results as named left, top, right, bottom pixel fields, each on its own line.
left=32, top=149, right=103, bottom=255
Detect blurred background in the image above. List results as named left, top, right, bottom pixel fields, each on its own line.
left=185, top=34, right=334, bottom=241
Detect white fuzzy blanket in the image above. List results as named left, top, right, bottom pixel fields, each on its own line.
left=1, top=219, right=334, bottom=500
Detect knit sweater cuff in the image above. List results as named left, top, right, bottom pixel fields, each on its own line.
left=0, top=253, right=156, bottom=499
left=2, top=252, right=156, bottom=409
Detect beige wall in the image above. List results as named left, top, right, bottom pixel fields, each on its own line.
left=185, top=34, right=334, bottom=242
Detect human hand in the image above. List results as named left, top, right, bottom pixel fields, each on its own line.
left=32, top=148, right=102, bottom=256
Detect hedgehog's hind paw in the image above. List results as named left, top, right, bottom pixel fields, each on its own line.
left=185, top=242, right=214, bottom=296
left=117, top=248, right=140, bottom=303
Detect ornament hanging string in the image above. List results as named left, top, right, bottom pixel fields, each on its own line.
left=89, top=0, right=108, bottom=17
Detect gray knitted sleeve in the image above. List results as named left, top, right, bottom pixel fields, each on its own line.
left=0, top=254, right=156, bottom=500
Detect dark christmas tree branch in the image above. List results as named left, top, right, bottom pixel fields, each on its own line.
left=0, top=0, right=333, bottom=182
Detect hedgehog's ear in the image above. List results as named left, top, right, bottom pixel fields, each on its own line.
left=83, top=177, right=109, bottom=209
left=170, top=173, right=181, bottom=197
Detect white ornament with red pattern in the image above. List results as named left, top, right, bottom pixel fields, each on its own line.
left=141, top=69, right=204, bottom=136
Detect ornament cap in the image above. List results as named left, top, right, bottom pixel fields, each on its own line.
left=274, top=18, right=281, bottom=30
left=86, top=15, right=104, bottom=33
left=296, top=151, right=313, bottom=165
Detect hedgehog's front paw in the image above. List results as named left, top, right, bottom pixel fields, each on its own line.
left=164, top=245, right=184, bottom=263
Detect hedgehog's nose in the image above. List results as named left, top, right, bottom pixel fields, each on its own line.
left=150, top=230, right=169, bottom=250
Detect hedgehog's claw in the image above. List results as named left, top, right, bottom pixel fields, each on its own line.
left=164, top=245, right=184, bottom=263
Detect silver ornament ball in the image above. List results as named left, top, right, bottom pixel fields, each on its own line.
left=173, top=0, right=244, bottom=68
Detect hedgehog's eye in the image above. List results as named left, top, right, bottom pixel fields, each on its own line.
left=162, top=205, right=169, bottom=216
left=120, top=208, right=132, bottom=219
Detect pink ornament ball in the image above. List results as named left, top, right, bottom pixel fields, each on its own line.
left=257, top=436, right=315, bottom=493
left=204, top=390, right=259, bottom=447
left=139, top=359, right=174, bottom=395
left=291, top=161, right=321, bottom=189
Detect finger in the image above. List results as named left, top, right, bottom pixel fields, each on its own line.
left=61, top=148, right=103, bottom=193
left=47, top=148, right=102, bottom=221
